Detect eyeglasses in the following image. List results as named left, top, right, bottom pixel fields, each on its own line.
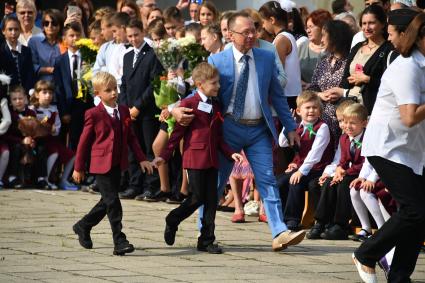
left=43, top=20, right=58, bottom=27
left=18, top=10, right=33, bottom=15
left=231, top=29, right=257, bottom=37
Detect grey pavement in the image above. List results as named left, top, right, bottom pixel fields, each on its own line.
left=0, top=189, right=424, bottom=283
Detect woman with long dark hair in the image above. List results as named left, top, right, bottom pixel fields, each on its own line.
left=352, top=13, right=425, bottom=283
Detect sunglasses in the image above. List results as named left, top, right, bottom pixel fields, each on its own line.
left=43, top=20, right=58, bottom=27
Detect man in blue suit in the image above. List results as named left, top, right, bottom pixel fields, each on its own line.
left=174, top=12, right=305, bottom=251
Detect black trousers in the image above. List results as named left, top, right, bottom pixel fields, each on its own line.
left=127, top=118, right=159, bottom=194
left=277, top=170, right=322, bottom=225
left=8, top=142, right=47, bottom=182
left=314, top=175, right=356, bottom=226
left=79, top=166, right=126, bottom=245
left=355, top=156, right=425, bottom=283
left=166, top=168, right=218, bottom=248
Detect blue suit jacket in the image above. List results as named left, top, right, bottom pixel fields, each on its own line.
left=208, top=47, right=296, bottom=142
left=53, top=53, right=74, bottom=116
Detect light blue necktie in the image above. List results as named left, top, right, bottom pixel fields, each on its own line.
left=233, top=54, right=250, bottom=120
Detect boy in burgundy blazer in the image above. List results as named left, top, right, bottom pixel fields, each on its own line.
left=153, top=63, right=243, bottom=254
left=313, top=103, right=368, bottom=240
left=277, top=91, right=334, bottom=231
left=72, top=72, right=153, bottom=255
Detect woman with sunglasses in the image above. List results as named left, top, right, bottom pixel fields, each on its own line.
left=28, top=9, right=64, bottom=81
left=16, top=0, right=41, bottom=46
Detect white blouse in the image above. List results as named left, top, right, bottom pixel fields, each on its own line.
left=362, top=49, right=425, bottom=175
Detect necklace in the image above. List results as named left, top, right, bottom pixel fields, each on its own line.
left=365, top=43, right=378, bottom=51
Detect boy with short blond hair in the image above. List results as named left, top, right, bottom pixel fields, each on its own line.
left=153, top=63, right=243, bottom=254
left=277, top=90, right=334, bottom=231
left=72, top=72, right=153, bottom=256
left=312, top=103, right=368, bottom=240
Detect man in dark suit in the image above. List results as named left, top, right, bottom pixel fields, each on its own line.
left=72, top=71, right=153, bottom=255
left=53, top=22, right=93, bottom=150
left=119, top=19, right=163, bottom=200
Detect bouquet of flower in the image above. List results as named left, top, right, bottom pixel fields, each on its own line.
left=18, top=116, right=51, bottom=165
left=75, top=38, right=99, bottom=101
left=178, top=36, right=209, bottom=72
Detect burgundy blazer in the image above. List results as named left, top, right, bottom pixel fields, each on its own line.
left=3, top=107, right=36, bottom=144
left=74, top=103, right=146, bottom=174
left=338, top=133, right=365, bottom=176
left=160, top=93, right=235, bottom=169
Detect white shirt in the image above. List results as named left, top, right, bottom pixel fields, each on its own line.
left=362, top=49, right=425, bottom=175
left=227, top=46, right=262, bottom=120
left=6, top=40, right=22, bottom=53
left=92, top=40, right=118, bottom=75
left=359, top=158, right=379, bottom=183
left=67, top=50, right=81, bottom=80
left=273, top=31, right=302, bottom=97
left=102, top=103, right=120, bottom=119
left=197, top=90, right=208, bottom=102
left=324, top=143, right=341, bottom=176
left=298, top=121, right=331, bottom=176
left=18, top=25, right=42, bottom=46
left=108, top=43, right=132, bottom=90
left=30, top=105, right=61, bottom=136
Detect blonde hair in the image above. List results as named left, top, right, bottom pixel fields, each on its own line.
left=192, top=62, right=219, bottom=84
left=95, top=7, right=115, bottom=21
left=16, top=0, right=36, bottom=13
left=296, top=90, right=322, bottom=110
left=92, top=72, right=117, bottom=92
left=335, top=99, right=356, bottom=116
left=343, top=103, right=368, bottom=121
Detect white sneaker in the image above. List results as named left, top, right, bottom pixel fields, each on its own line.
left=352, top=253, right=378, bottom=283
left=244, top=201, right=259, bottom=216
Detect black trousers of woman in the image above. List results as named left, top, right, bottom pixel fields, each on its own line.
left=355, top=156, right=425, bottom=283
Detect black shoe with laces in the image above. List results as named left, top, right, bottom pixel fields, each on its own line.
left=164, top=223, right=178, bottom=246
left=37, top=179, right=50, bottom=190
left=166, top=193, right=188, bottom=204
left=145, top=191, right=172, bottom=202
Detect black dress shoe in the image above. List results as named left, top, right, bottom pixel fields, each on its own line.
left=8, top=178, right=23, bottom=189
left=166, top=193, right=188, bottom=204
left=306, top=223, right=325, bottom=239
left=321, top=224, right=348, bottom=240
left=72, top=223, right=93, bottom=249
left=135, top=191, right=152, bottom=201
left=36, top=179, right=50, bottom=190
left=197, top=243, right=223, bottom=254
left=351, top=229, right=371, bottom=242
left=286, top=221, right=301, bottom=232
left=164, top=224, right=178, bottom=246
left=113, top=241, right=135, bottom=256
left=119, top=188, right=138, bottom=199
left=145, top=191, right=171, bottom=202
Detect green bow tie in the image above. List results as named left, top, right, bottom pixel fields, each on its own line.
left=353, top=139, right=362, bottom=149
left=305, top=124, right=317, bottom=139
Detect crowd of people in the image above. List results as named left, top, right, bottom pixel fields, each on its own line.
left=0, top=0, right=424, bottom=282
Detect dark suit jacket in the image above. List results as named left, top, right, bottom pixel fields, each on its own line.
left=340, top=41, right=393, bottom=114
left=119, top=43, right=164, bottom=120
left=160, top=93, right=235, bottom=169
left=338, top=133, right=365, bottom=176
left=74, top=103, right=146, bottom=174
left=53, top=52, right=74, bottom=116
left=0, top=41, right=35, bottom=93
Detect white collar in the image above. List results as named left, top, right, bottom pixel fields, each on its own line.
left=197, top=90, right=209, bottom=102
left=232, top=45, right=253, bottom=63
left=412, top=49, right=425, bottom=68
left=6, top=41, right=22, bottom=53
left=67, top=49, right=81, bottom=57
left=300, top=119, right=319, bottom=128
left=102, top=102, right=118, bottom=115
left=349, top=130, right=364, bottom=142
left=133, top=41, right=146, bottom=53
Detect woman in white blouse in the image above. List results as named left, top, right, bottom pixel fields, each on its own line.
left=352, top=13, right=425, bottom=283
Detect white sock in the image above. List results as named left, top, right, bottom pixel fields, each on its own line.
left=360, top=190, right=385, bottom=228
left=61, top=157, right=75, bottom=183
left=378, top=200, right=392, bottom=222
left=0, top=150, right=9, bottom=180
left=350, top=189, right=371, bottom=232
left=47, top=153, right=58, bottom=180
left=8, top=175, right=16, bottom=182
